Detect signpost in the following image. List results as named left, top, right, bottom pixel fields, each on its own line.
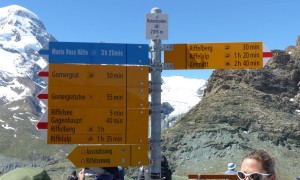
left=67, top=144, right=148, bottom=167
left=164, top=42, right=273, bottom=69
left=35, top=7, right=274, bottom=174
left=147, top=7, right=165, bottom=180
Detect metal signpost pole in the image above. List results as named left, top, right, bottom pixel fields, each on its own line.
left=149, top=7, right=162, bottom=180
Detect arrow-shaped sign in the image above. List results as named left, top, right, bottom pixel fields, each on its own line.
left=37, top=65, right=49, bottom=83
left=36, top=109, right=48, bottom=141
left=37, top=87, right=48, bottom=106
left=68, top=144, right=148, bottom=167
left=39, top=42, right=149, bottom=65
left=262, top=43, right=272, bottom=66
left=164, top=42, right=273, bottom=69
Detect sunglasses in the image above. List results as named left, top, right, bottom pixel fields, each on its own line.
left=237, top=171, right=272, bottom=180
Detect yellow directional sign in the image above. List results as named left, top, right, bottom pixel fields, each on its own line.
left=48, top=86, right=149, bottom=108
left=48, top=107, right=148, bottom=139
left=47, top=127, right=148, bottom=145
left=48, top=107, right=126, bottom=126
left=47, top=107, right=149, bottom=144
left=46, top=64, right=150, bottom=145
left=48, top=133, right=126, bottom=144
left=49, top=64, right=149, bottom=87
left=164, top=42, right=265, bottom=69
left=67, top=144, right=148, bottom=167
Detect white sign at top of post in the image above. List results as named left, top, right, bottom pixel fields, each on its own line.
left=146, top=13, right=168, bottom=40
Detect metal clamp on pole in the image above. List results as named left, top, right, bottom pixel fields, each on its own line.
left=162, top=63, right=174, bottom=70
left=162, top=44, right=173, bottom=51
left=151, top=64, right=163, bottom=72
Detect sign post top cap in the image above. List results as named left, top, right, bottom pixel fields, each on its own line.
left=151, top=7, right=161, bottom=13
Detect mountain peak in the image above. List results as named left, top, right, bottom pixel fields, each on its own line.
left=0, top=5, right=39, bottom=20
left=0, top=5, right=47, bottom=42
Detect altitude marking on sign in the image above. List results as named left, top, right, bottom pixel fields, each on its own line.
left=164, top=42, right=273, bottom=69
left=36, top=109, right=48, bottom=141
left=146, top=13, right=168, bottom=40
left=67, top=144, right=148, bottom=167
left=39, top=42, right=149, bottom=65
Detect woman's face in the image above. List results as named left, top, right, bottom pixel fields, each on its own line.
left=240, top=158, right=264, bottom=174
left=240, top=158, right=274, bottom=180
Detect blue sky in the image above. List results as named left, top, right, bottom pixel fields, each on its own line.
left=1, top=0, right=299, bottom=80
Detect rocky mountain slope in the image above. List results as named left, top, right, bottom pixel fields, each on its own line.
left=162, top=38, right=300, bottom=179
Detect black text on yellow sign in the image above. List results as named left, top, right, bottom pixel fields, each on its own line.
left=49, top=64, right=149, bottom=87
left=164, top=42, right=264, bottom=69
left=48, top=86, right=149, bottom=108
left=47, top=108, right=149, bottom=144
left=46, top=64, right=150, bottom=145
left=67, top=144, right=148, bottom=168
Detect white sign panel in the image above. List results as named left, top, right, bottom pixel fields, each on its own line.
left=146, top=13, right=168, bottom=40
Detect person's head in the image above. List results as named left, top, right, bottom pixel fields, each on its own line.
left=71, top=170, right=76, bottom=177
left=227, top=163, right=236, bottom=170
left=238, top=149, right=276, bottom=180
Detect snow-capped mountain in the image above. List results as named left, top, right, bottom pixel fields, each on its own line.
left=0, top=5, right=54, bottom=104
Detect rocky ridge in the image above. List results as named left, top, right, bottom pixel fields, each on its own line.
left=161, top=37, right=300, bottom=179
